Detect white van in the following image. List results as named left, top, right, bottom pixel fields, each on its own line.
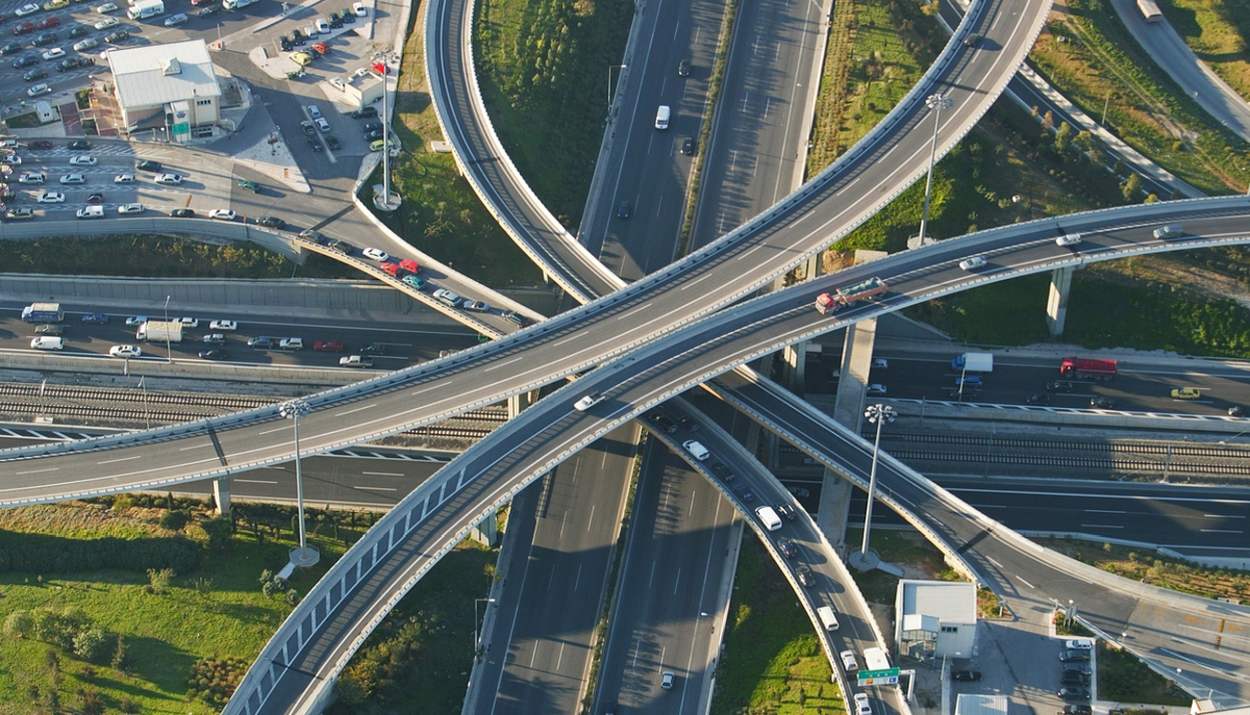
left=654, top=105, right=670, bottom=130
left=76, top=205, right=104, bottom=219
left=756, top=505, right=782, bottom=531
left=30, top=336, right=64, bottom=350
left=817, top=606, right=840, bottom=631
left=682, top=439, right=709, bottom=461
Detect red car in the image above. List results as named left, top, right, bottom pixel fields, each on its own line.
left=379, top=261, right=400, bottom=277
left=311, top=41, right=328, bottom=55
left=398, top=258, right=420, bottom=274
left=13, top=21, right=35, bottom=35
left=35, top=16, right=58, bottom=29
left=312, top=340, right=345, bottom=353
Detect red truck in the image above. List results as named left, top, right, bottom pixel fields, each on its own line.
left=1059, top=357, right=1117, bottom=381
left=815, top=277, right=888, bottom=315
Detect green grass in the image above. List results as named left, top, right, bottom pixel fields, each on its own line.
left=1040, top=538, right=1250, bottom=604
left=374, top=0, right=543, bottom=288
left=1097, top=642, right=1192, bottom=705
left=1160, top=0, right=1250, bottom=103
left=474, top=0, right=634, bottom=229
left=712, top=539, right=844, bottom=714
left=0, top=235, right=350, bottom=279
left=0, top=501, right=352, bottom=714
left=1030, top=0, right=1250, bottom=194
left=329, top=543, right=496, bottom=714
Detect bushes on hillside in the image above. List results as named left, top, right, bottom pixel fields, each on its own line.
left=4, top=606, right=115, bottom=664
left=187, top=656, right=248, bottom=707
left=0, top=530, right=201, bottom=574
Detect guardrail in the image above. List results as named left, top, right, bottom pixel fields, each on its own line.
left=0, top=216, right=299, bottom=260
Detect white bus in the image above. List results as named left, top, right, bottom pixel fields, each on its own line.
left=1136, top=0, right=1162, bottom=22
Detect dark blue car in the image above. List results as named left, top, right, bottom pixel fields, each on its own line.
left=80, top=312, right=109, bottom=323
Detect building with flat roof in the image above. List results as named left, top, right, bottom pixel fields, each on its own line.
left=105, top=39, right=222, bottom=140
left=894, top=579, right=977, bottom=659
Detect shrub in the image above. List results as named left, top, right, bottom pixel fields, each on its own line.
left=3, top=610, right=33, bottom=639
left=72, top=628, right=110, bottom=663
left=78, top=687, right=104, bottom=715
left=187, top=656, right=248, bottom=706
left=203, top=516, right=233, bottom=550
left=160, top=510, right=190, bottom=532
left=0, top=530, right=201, bottom=574
left=146, top=567, right=174, bottom=594
left=32, top=607, right=90, bottom=650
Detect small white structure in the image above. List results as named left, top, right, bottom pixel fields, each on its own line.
left=894, top=579, right=977, bottom=659
left=327, top=66, right=383, bottom=110
left=106, top=39, right=222, bottom=141
left=955, top=694, right=1006, bottom=715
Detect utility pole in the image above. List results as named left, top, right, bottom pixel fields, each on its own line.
left=163, top=295, right=172, bottom=364
left=916, top=93, right=952, bottom=246
left=473, top=597, right=496, bottom=659
left=856, top=403, right=897, bottom=569
left=280, top=399, right=319, bottom=568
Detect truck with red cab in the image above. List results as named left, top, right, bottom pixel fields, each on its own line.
left=814, top=277, right=887, bottom=314
left=1059, top=357, right=1117, bottom=380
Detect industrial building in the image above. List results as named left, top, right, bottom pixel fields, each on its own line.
left=894, top=579, right=978, bottom=660
left=106, top=39, right=223, bottom=140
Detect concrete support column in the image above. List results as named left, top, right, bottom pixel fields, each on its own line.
left=1046, top=266, right=1074, bottom=337
left=212, top=477, right=231, bottom=516
left=815, top=468, right=852, bottom=551
left=781, top=342, right=808, bottom=391
left=470, top=509, right=500, bottom=546
left=507, top=390, right=537, bottom=419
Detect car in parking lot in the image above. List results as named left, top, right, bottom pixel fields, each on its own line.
left=324, top=135, right=340, bottom=150
left=109, top=344, right=141, bottom=358
left=2, top=154, right=22, bottom=165
left=116, top=202, right=143, bottom=214
left=95, top=2, right=117, bottom=11
left=951, top=669, right=981, bottom=681
left=37, top=190, right=64, bottom=202
left=194, top=5, right=218, bottom=16
left=113, top=173, right=134, bottom=183
left=103, top=29, right=128, bottom=42
left=209, top=208, right=236, bottom=221
left=36, top=38, right=60, bottom=53
left=58, top=56, right=89, bottom=71
left=154, top=172, right=183, bottom=185
left=1059, top=650, right=1090, bottom=663
left=18, top=171, right=45, bottom=184
left=1064, top=639, right=1093, bottom=651
left=659, top=671, right=674, bottom=690
left=0, top=42, right=21, bottom=55
left=43, top=0, right=69, bottom=10
left=163, top=12, right=187, bottom=26
left=93, top=17, right=118, bottom=29
left=681, top=137, right=695, bottom=156
left=4, top=207, right=35, bottom=220
left=59, top=173, right=84, bottom=184
left=313, top=117, right=331, bottom=133
left=369, top=138, right=386, bottom=152
left=22, top=68, right=45, bottom=81
left=14, top=4, right=40, bottom=17
left=68, top=25, right=90, bottom=37
left=170, top=207, right=195, bottom=217
left=290, top=50, right=313, bottom=65
left=71, top=37, right=97, bottom=51
left=1057, top=687, right=1091, bottom=701
left=352, top=1, right=367, bottom=15
left=12, top=55, right=37, bottom=69
left=351, top=106, right=377, bottom=119
left=26, top=82, right=51, bottom=96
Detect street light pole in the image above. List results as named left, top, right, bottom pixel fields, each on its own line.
left=606, top=64, right=626, bottom=114
left=859, top=403, right=897, bottom=562
left=138, top=376, right=149, bottom=429
left=163, top=295, right=172, bottom=364
left=280, top=399, right=318, bottom=568
left=916, top=93, right=952, bottom=246
left=473, top=597, right=496, bottom=659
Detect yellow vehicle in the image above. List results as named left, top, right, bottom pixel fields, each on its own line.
left=1170, top=387, right=1202, bottom=400
left=289, top=51, right=313, bottom=66
left=43, top=0, right=69, bottom=9
left=369, top=138, right=385, bottom=152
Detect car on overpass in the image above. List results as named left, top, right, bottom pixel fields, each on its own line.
left=1170, top=387, right=1202, bottom=400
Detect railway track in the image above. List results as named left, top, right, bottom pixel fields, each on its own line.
left=878, top=430, right=1250, bottom=460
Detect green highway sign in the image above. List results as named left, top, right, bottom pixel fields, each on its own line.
left=856, top=667, right=900, bottom=686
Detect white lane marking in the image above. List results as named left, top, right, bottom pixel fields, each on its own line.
left=1017, top=576, right=1035, bottom=589
left=587, top=503, right=595, bottom=532
left=235, top=479, right=279, bottom=485
left=573, top=562, right=582, bottom=591
left=484, top=355, right=523, bottom=373
left=258, top=425, right=290, bottom=436
left=986, top=556, right=1004, bottom=569
left=335, top=403, right=377, bottom=417
left=362, top=471, right=404, bottom=477
left=1080, top=523, right=1124, bottom=529
left=1084, top=509, right=1127, bottom=514
left=179, top=443, right=209, bottom=451
left=553, top=331, right=586, bottom=347
left=98, top=455, right=141, bottom=465
left=619, top=302, right=652, bottom=320
left=1200, top=529, right=1243, bottom=534
left=357, top=485, right=398, bottom=492
left=15, top=467, right=58, bottom=475
left=672, top=567, right=682, bottom=595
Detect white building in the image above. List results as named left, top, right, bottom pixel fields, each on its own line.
left=894, top=579, right=977, bottom=659
left=106, top=39, right=222, bottom=141
left=327, top=66, right=384, bottom=110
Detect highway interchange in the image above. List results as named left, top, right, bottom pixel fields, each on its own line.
left=2, top=0, right=1250, bottom=710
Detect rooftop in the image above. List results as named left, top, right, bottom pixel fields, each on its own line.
left=107, top=39, right=222, bottom=109
left=898, top=579, right=977, bottom=624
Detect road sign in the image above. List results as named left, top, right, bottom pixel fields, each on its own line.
left=856, top=667, right=900, bottom=686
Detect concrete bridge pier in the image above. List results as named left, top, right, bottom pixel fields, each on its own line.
left=1046, top=266, right=1074, bottom=336
left=212, top=477, right=231, bottom=516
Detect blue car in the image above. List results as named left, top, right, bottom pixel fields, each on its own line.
left=80, top=312, right=109, bottom=323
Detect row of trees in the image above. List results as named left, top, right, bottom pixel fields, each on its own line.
left=3, top=607, right=126, bottom=668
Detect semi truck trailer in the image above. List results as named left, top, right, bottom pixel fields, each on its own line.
left=136, top=320, right=183, bottom=343
left=1059, top=356, right=1117, bottom=380
left=21, top=302, right=63, bottom=322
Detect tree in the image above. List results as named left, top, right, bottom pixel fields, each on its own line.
left=111, top=635, right=128, bottom=671
left=160, top=509, right=189, bottom=532
left=1120, top=173, right=1141, bottom=201
left=3, top=610, right=33, bottom=639
left=203, top=516, right=233, bottom=551
left=1054, top=123, right=1074, bottom=153
left=72, top=628, right=110, bottom=663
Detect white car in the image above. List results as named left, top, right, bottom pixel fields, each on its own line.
left=362, top=247, right=389, bottom=261
left=432, top=288, right=462, bottom=307
left=76, top=205, right=104, bottom=218
left=113, top=173, right=134, bottom=183
left=95, top=2, right=118, bottom=11
left=209, top=209, right=236, bottom=221
left=109, top=344, right=142, bottom=358
left=853, top=693, right=872, bottom=715
left=278, top=337, right=303, bottom=350
left=209, top=319, right=238, bottom=331
left=463, top=299, right=490, bottom=312
left=573, top=393, right=602, bottom=411
left=871, top=357, right=889, bottom=369
left=866, top=383, right=887, bottom=396
left=37, top=190, right=65, bottom=203
left=839, top=650, right=858, bottom=672
left=3, top=154, right=22, bottom=165
left=314, top=17, right=329, bottom=33
left=201, top=333, right=225, bottom=344
left=1056, top=233, right=1082, bottom=247
left=117, top=203, right=144, bottom=214
left=15, top=3, right=40, bottom=16
left=1065, top=639, right=1094, bottom=651
left=27, top=83, right=51, bottom=97
left=59, top=173, right=85, bottom=184
left=307, top=104, right=322, bottom=120
left=18, top=172, right=45, bottom=184
left=124, top=315, right=147, bottom=327
left=163, top=12, right=187, bottom=26
left=69, top=155, right=97, bottom=166
left=959, top=255, right=987, bottom=271
left=352, top=1, right=367, bottom=15
left=154, top=173, right=184, bottom=185
left=178, top=317, right=199, bottom=328
left=682, top=439, right=710, bottom=460
left=72, top=38, right=99, bottom=51
left=94, top=17, right=119, bottom=29
left=30, top=336, right=64, bottom=350
left=41, top=48, right=65, bottom=61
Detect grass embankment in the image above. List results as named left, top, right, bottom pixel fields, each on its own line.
left=1040, top=538, right=1250, bottom=603
left=329, top=544, right=495, bottom=713
left=378, top=0, right=542, bottom=288
left=1055, top=615, right=1189, bottom=705
left=0, top=235, right=352, bottom=279
left=0, top=498, right=356, bottom=714
left=474, top=0, right=633, bottom=229
left=1160, top=0, right=1250, bottom=104
left=711, top=539, right=842, bottom=714
left=1031, top=0, right=1250, bottom=194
